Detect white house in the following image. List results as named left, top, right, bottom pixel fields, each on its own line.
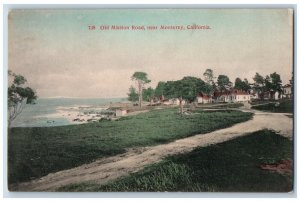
left=197, top=93, right=212, bottom=104
left=282, top=84, right=292, bottom=98
left=234, top=91, right=251, bottom=102
left=213, top=90, right=251, bottom=103
left=164, top=98, right=186, bottom=106
left=116, top=109, right=128, bottom=117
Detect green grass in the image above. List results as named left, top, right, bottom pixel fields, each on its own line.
left=8, top=108, right=252, bottom=184
left=58, top=130, right=293, bottom=192
left=251, top=100, right=293, bottom=113
left=195, top=103, right=244, bottom=109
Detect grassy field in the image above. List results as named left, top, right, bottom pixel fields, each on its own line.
left=59, top=130, right=293, bottom=192
left=8, top=108, right=253, bottom=184
left=251, top=99, right=293, bottom=113
left=196, top=103, right=244, bottom=109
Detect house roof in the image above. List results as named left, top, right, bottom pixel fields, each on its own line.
left=236, top=91, right=249, bottom=95
left=283, top=84, right=292, bottom=88
left=198, top=92, right=211, bottom=99
left=213, top=89, right=249, bottom=97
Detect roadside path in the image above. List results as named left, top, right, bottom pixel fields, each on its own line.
left=10, top=109, right=293, bottom=191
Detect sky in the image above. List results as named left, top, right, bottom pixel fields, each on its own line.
left=8, top=9, right=293, bottom=98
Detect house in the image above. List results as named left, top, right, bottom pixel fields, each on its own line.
left=213, top=89, right=251, bottom=103
left=282, top=84, right=292, bottom=98
left=169, top=98, right=180, bottom=105
left=213, top=91, right=232, bottom=103
left=165, top=98, right=186, bottom=105
left=262, top=90, right=282, bottom=100
left=197, top=92, right=212, bottom=104
left=234, top=90, right=251, bottom=102
left=250, top=92, right=259, bottom=100
left=249, top=89, right=259, bottom=100
left=115, top=108, right=128, bottom=117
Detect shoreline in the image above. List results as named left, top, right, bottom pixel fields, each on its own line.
left=40, top=102, right=136, bottom=125
left=12, top=99, right=133, bottom=127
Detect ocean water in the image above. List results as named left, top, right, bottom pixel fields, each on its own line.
left=11, top=97, right=127, bottom=127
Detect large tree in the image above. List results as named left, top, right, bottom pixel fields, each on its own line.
left=162, top=76, right=205, bottom=114
left=203, top=69, right=215, bottom=85
left=269, top=72, right=282, bottom=98
left=242, top=79, right=251, bottom=92
left=217, top=75, right=232, bottom=92
left=131, top=72, right=151, bottom=108
left=202, top=69, right=215, bottom=94
left=234, top=78, right=243, bottom=90
left=127, top=86, right=138, bottom=102
left=253, top=72, right=266, bottom=100
left=234, top=77, right=251, bottom=92
left=154, top=81, right=166, bottom=98
left=142, top=87, right=155, bottom=105
left=8, top=70, right=37, bottom=128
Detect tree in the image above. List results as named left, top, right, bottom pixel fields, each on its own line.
left=253, top=73, right=265, bottom=100
left=154, top=81, right=166, bottom=98
left=217, top=75, right=232, bottom=92
left=242, top=79, right=251, bottom=92
left=131, top=72, right=151, bottom=108
left=8, top=70, right=37, bottom=128
left=234, top=77, right=251, bottom=92
left=203, top=69, right=215, bottom=85
left=269, top=72, right=282, bottom=98
left=202, top=83, right=213, bottom=95
left=127, top=86, right=138, bottom=102
left=161, top=76, right=205, bottom=114
left=179, top=77, right=205, bottom=102
left=290, top=71, right=293, bottom=99
left=143, top=87, right=155, bottom=106
left=234, top=78, right=243, bottom=90
left=202, top=69, right=215, bottom=94
left=264, top=75, right=272, bottom=95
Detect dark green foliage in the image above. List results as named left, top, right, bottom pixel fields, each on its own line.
left=8, top=71, right=37, bottom=127
left=217, top=75, right=232, bottom=91
left=12, top=74, right=27, bottom=85
left=252, top=100, right=293, bottom=113
left=60, top=130, right=292, bottom=192
left=253, top=72, right=283, bottom=100
left=154, top=81, right=166, bottom=97
left=142, top=87, right=155, bottom=102
left=131, top=71, right=151, bottom=108
left=253, top=72, right=265, bottom=99
left=203, top=69, right=215, bottom=84
left=8, top=71, right=37, bottom=106
left=127, top=86, right=138, bottom=102
left=131, top=72, right=151, bottom=84
left=234, top=78, right=251, bottom=92
left=8, top=109, right=252, bottom=184
left=269, top=72, right=283, bottom=94
left=163, top=76, right=206, bottom=102
left=195, top=103, right=244, bottom=110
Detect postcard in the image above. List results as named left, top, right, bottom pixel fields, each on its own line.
left=7, top=8, right=294, bottom=193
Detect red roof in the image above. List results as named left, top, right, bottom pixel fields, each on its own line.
left=236, top=91, right=249, bottom=95
left=203, top=95, right=211, bottom=100
left=213, top=89, right=249, bottom=96
left=198, top=92, right=211, bottom=99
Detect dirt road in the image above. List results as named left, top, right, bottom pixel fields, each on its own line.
left=10, top=109, right=293, bottom=192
